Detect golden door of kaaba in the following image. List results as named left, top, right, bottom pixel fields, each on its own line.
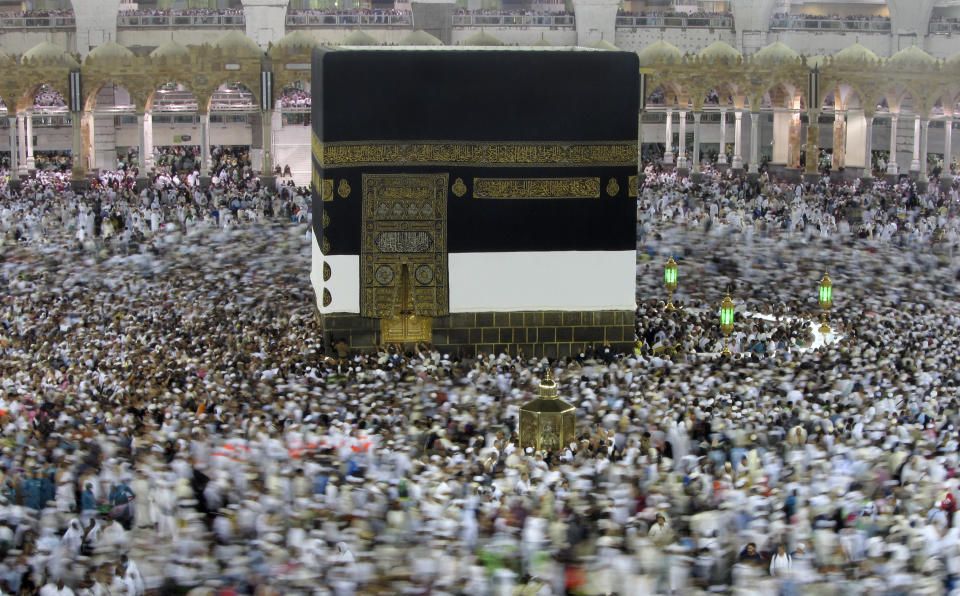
left=361, top=173, right=448, bottom=343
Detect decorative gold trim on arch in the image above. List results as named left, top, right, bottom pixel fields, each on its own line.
left=314, top=140, right=637, bottom=168
left=473, top=177, right=602, bottom=199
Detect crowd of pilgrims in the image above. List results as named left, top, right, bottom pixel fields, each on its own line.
left=0, top=162, right=958, bottom=595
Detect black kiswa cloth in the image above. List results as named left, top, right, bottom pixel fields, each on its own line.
left=313, top=48, right=638, bottom=142
left=312, top=48, right=639, bottom=255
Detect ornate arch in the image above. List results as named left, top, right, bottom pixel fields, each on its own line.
left=16, top=77, right=70, bottom=114
left=269, top=44, right=316, bottom=92
left=81, top=79, right=145, bottom=113
left=144, top=80, right=201, bottom=113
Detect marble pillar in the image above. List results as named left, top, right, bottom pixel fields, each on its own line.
left=733, top=110, right=743, bottom=169
left=887, top=114, right=899, bottom=175
left=663, top=109, right=674, bottom=165
left=718, top=109, right=728, bottom=165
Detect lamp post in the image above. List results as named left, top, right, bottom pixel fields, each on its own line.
left=664, top=255, right=678, bottom=311
left=720, top=292, right=735, bottom=357
left=818, top=269, right=833, bottom=336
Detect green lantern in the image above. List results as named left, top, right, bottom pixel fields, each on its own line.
left=819, top=270, right=833, bottom=335
left=819, top=271, right=832, bottom=309
left=720, top=292, right=735, bottom=356
left=664, top=256, right=678, bottom=310
left=664, top=256, right=677, bottom=286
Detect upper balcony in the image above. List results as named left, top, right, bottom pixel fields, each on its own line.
left=769, top=14, right=892, bottom=33
left=452, top=13, right=575, bottom=27
left=616, top=13, right=734, bottom=29
left=0, top=12, right=75, bottom=29
left=285, top=11, right=411, bottom=28
left=117, top=12, right=245, bottom=28
left=929, top=17, right=960, bottom=35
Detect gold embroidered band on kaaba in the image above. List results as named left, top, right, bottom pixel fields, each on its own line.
left=312, top=171, right=334, bottom=201
left=473, top=177, right=602, bottom=199
left=313, top=135, right=637, bottom=168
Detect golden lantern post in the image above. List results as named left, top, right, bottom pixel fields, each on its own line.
left=818, top=269, right=833, bottom=336
left=720, top=292, right=735, bottom=357
left=518, top=369, right=576, bottom=454
left=664, top=255, right=678, bottom=311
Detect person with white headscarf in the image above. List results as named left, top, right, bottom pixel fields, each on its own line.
left=59, top=519, right=83, bottom=558
left=334, top=542, right=355, bottom=564
left=38, top=577, right=75, bottom=596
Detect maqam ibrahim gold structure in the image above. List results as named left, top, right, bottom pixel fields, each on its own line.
left=519, top=369, right=575, bottom=453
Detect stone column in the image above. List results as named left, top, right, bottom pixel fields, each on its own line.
left=71, top=111, right=83, bottom=180
left=200, top=113, right=210, bottom=177
left=919, top=117, right=930, bottom=181
left=262, top=109, right=273, bottom=175
left=81, top=110, right=95, bottom=172
left=863, top=114, right=874, bottom=180
left=887, top=114, right=899, bottom=175
left=718, top=109, right=728, bottom=165
left=677, top=111, right=687, bottom=169
left=410, top=1, right=455, bottom=45
left=805, top=110, right=820, bottom=177
left=733, top=110, right=743, bottom=169
left=572, top=0, right=619, bottom=47
left=16, top=114, right=26, bottom=176
left=692, top=111, right=702, bottom=173
left=749, top=111, right=760, bottom=174
left=910, top=115, right=922, bottom=172
left=137, top=112, right=146, bottom=175
left=944, top=117, right=954, bottom=184
left=240, top=0, right=289, bottom=49
left=143, top=111, right=154, bottom=170
left=25, top=112, right=34, bottom=170
left=787, top=111, right=802, bottom=169
left=7, top=116, right=17, bottom=182
left=663, top=109, right=674, bottom=165
left=832, top=111, right=846, bottom=170
left=70, top=0, right=122, bottom=57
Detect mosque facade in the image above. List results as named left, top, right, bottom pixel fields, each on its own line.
left=0, top=12, right=958, bottom=189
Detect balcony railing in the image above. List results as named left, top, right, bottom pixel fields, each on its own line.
left=0, top=15, right=75, bottom=28
left=769, top=16, right=891, bottom=32
left=286, top=13, right=412, bottom=27
left=616, top=15, right=733, bottom=28
left=117, top=14, right=245, bottom=27
left=930, top=21, right=960, bottom=35
left=452, top=14, right=575, bottom=27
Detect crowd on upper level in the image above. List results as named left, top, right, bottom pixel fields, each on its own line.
left=117, top=8, right=244, bottom=17
left=770, top=12, right=892, bottom=30
left=279, top=89, right=311, bottom=111
left=5, top=4, right=960, bottom=38
left=32, top=87, right=65, bottom=110
left=618, top=10, right=731, bottom=18
left=454, top=8, right=572, bottom=16
left=287, top=8, right=408, bottom=17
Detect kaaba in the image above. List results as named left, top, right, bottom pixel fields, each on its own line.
left=311, top=47, right=639, bottom=358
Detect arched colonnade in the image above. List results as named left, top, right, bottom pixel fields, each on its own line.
left=639, top=40, right=960, bottom=183
left=0, top=30, right=317, bottom=182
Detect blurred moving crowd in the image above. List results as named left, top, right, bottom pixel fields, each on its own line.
left=0, top=162, right=958, bottom=594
